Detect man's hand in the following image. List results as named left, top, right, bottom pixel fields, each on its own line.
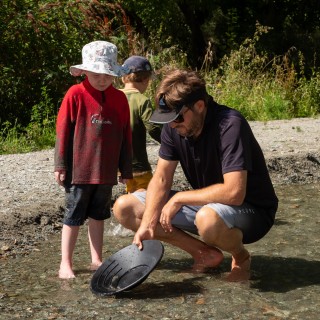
left=133, top=226, right=154, bottom=250
left=159, top=194, right=182, bottom=233
left=54, top=170, right=66, bottom=186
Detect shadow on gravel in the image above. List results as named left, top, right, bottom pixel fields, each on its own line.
left=273, top=218, right=290, bottom=225
left=251, top=255, right=320, bottom=292
left=121, top=255, right=320, bottom=297
left=114, top=278, right=205, bottom=300
left=101, top=255, right=320, bottom=299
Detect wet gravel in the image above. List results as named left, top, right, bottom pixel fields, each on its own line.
left=1, top=182, right=320, bottom=320
left=1, top=117, right=319, bottom=258
left=0, top=117, right=320, bottom=319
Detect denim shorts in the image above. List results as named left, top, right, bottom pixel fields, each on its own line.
left=63, top=184, right=113, bottom=226
left=133, top=190, right=276, bottom=244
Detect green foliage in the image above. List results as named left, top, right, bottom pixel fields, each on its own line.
left=0, top=119, right=56, bottom=154
left=0, top=124, right=27, bottom=155
left=0, top=86, right=56, bottom=154
left=1, top=1, right=320, bottom=154
left=0, top=0, right=132, bottom=128
left=206, top=24, right=320, bottom=121
left=119, top=0, right=217, bottom=67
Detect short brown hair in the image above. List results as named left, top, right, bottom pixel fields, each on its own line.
left=155, top=69, right=208, bottom=110
left=122, top=70, right=153, bottom=83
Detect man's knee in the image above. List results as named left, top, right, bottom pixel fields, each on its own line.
left=113, top=194, right=144, bottom=223
left=113, top=194, right=130, bottom=220
left=195, top=207, right=225, bottom=243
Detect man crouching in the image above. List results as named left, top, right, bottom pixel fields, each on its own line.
left=113, top=69, right=278, bottom=282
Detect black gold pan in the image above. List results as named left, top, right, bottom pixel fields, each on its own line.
left=90, top=240, right=164, bottom=296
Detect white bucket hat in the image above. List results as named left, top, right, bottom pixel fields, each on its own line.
left=70, top=41, right=129, bottom=77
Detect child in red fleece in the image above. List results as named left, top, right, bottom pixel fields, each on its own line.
left=54, top=41, right=132, bottom=279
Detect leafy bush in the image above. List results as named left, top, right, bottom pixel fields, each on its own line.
left=0, top=3, right=319, bottom=154
left=0, top=0, right=190, bottom=154
left=0, top=0, right=133, bottom=128
left=207, top=24, right=320, bottom=120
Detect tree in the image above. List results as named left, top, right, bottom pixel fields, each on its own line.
left=119, top=0, right=320, bottom=72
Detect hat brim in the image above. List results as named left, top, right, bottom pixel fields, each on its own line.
left=69, top=64, right=127, bottom=77
left=149, top=108, right=180, bottom=124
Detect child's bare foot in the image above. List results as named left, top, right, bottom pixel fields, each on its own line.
left=89, top=261, right=102, bottom=271
left=58, top=269, right=75, bottom=279
left=225, top=250, right=251, bottom=282
left=59, top=262, right=75, bottom=279
left=191, top=246, right=224, bottom=273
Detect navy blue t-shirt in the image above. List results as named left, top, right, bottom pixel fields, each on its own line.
left=159, top=97, right=278, bottom=210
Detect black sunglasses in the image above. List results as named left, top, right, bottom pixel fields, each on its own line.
left=172, top=107, right=189, bottom=123
left=158, top=95, right=191, bottom=123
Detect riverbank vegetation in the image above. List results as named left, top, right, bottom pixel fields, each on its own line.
left=1, top=1, right=320, bottom=154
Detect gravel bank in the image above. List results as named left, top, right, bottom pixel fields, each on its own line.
left=0, top=117, right=319, bottom=257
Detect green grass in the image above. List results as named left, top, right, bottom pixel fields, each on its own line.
left=205, top=25, right=320, bottom=121
left=0, top=120, right=56, bottom=155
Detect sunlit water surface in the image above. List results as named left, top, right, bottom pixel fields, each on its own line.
left=1, top=184, right=319, bottom=320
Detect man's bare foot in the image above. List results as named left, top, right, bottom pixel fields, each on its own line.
left=191, top=246, right=224, bottom=273
left=225, top=250, right=251, bottom=282
left=59, top=262, right=75, bottom=279
left=89, top=262, right=102, bottom=271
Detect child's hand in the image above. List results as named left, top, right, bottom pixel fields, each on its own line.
left=118, top=176, right=129, bottom=184
left=54, top=170, right=66, bottom=186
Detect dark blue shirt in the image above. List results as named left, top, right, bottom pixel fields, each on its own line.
left=159, top=97, right=278, bottom=210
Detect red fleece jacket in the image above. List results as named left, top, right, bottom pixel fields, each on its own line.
left=54, top=78, right=133, bottom=185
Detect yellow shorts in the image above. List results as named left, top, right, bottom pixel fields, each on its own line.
left=126, top=171, right=153, bottom=193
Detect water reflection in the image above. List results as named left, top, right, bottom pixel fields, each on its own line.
left=1, top=184, right=319, bottom=319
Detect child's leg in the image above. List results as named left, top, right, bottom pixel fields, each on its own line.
left=59, top=224, right=80, bottom=279
left=88, top=218, right=104, bottom=270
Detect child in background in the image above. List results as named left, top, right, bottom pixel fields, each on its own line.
left=54, top=41, right=132, bottom=279
left=121, top=56, right=161, bottom=193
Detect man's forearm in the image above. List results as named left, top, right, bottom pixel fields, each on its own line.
left=140, top=175, right=172, bottom=230
left=172, top=171, right=247, bottom=207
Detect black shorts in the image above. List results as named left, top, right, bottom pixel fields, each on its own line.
left=63, top=184, right=112, bottom=226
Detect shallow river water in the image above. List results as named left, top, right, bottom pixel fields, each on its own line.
left=1, top=184, right=319, bottom=320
